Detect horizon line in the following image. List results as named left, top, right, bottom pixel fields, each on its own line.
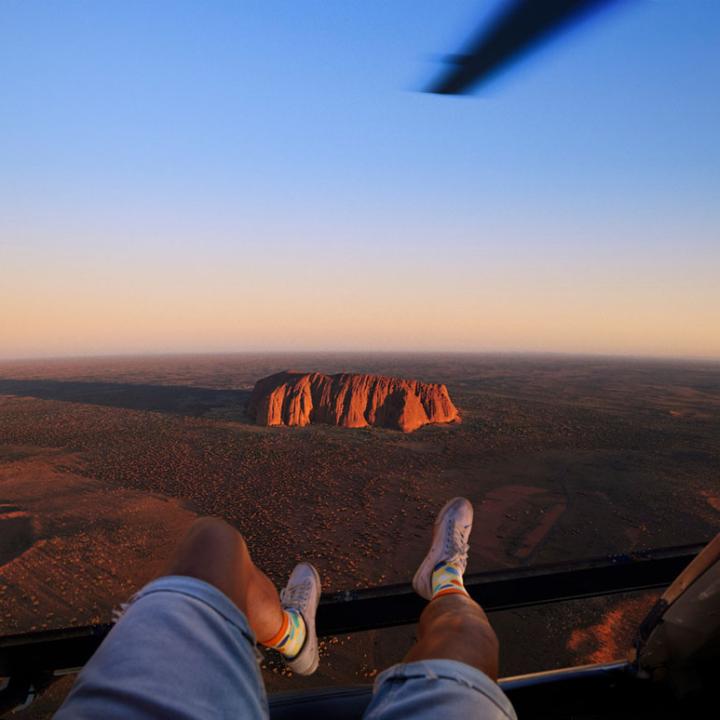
left=1, top=348, right=719, bottom=366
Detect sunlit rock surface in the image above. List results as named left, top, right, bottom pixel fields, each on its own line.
left=247, top=371, right=460, bottom=433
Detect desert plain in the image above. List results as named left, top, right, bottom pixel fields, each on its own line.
left=0, top=352, right=719, bottom=715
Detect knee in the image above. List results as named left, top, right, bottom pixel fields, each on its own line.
left=191, top=516, right=233, bottom=533
left=176, top=517, right=250, bottom=564
left=188, top=516, right=244, bottom=544
left=166, top=517, right=251, bottom=591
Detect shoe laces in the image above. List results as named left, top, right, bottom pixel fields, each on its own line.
left=444, top=520, right=470, bottom=573
left=281, top=578, right=311, bottom=610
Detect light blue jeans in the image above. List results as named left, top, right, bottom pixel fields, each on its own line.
left=55, top=576, right=517, bottom=720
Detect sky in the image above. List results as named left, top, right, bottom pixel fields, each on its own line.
left=1, top=0, right=719, bottom=360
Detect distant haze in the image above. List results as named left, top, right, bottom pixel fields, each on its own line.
left=1, top=2, right=719, bottom=360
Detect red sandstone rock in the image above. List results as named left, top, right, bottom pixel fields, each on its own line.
left=247, top=371, right=460, bottom=433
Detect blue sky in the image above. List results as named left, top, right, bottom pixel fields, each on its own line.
left=1, top=1, right=719, bottom=359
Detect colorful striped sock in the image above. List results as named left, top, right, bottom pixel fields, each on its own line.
left=260, top=608, right=307, bottom=659
left=431, top=560, right=469, bottom=599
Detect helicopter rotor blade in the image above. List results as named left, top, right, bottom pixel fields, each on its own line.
left=427, top=0, right=624, bottom=95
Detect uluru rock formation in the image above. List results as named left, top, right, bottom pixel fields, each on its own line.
left=247, top=371, right=460, bottom=433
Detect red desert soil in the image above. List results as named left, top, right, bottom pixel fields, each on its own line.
left=247, top=371, right=460, bottom=432
left=0, top=352, right=719, bottom=715
left=566, top=594, right=658, bottom=664
left=0, top=448, right=197, bottom=633
left=472, top=485, right=567, bottom=563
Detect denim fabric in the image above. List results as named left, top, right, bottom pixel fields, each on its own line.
left=55, top=576, right=516, bottom=720
left=55, top=576, right=267, bottom=719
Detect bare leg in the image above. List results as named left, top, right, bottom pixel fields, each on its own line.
left=163, top=517, right=284, bottom=642
left=403, top=594, right=499, bottom=681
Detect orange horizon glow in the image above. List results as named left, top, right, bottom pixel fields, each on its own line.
left=2, top=239, right=719, bottom=362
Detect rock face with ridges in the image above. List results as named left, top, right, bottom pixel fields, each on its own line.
left=247, top=371, right=460, bottom=433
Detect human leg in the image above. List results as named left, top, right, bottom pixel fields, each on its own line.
left=403, top=593, right=499, bottom=679
left=55, top=517, right=320, bottom=720
left=164, top=516, right=321, bottom=673
left=163, top=516, right=285, bottom=643
left=406, top=496, right=498, bottom=676
left=363, top=498, right=515, bottom=720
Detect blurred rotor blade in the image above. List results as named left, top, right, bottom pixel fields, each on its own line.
left=427, top=0, right=624, bottom=95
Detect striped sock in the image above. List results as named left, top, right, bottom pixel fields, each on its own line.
left=431, top=560, right=468, bottom=599
left=260, top=608, right=307, bottom=659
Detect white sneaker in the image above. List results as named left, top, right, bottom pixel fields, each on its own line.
left=412, top=497, right=473, bottom=601
left=279, top=562, right=321, bottom=675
